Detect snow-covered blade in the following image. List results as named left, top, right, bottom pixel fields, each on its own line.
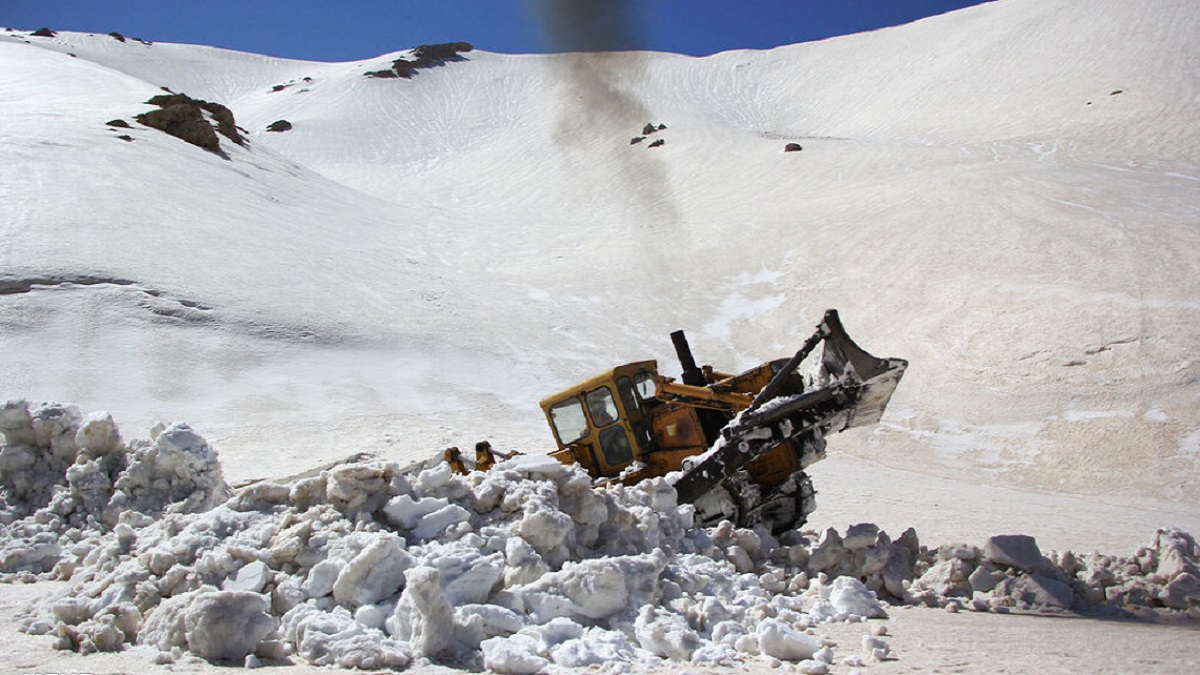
left=673, top=311, right=907, bottom=531
left=816, top=308, right=910, bottom=432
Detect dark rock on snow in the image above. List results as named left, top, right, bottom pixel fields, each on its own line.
left=135, top=93, right=245, bottom=152
left=365, top=41, right=473, bottom=79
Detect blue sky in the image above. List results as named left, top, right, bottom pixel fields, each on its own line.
left=5, top=1, right=993, bottom=61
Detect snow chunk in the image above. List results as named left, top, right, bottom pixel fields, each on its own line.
left=634, top=605, right=701, bottom=660
left=811, top=576, right=887, bottom=622
left=282, top=602, right=411, bottom=669
left=332, top=533, right=413, bottom=608
left=111, top=422, right=229, bottom=516
left=481, top=634, right=548, bottom=674
left=183, top=591, right=276, bottom=662
left=518, top=550, right=667, bottom=622
left=756, top=618, right=819, bottom=661
left=224, top=560, right=271, bottom=593
left=1160, top=572, right=1200, bottom=609
left=413, top=503, right=471, bottom=540
left=983, top=534, right=1045, bottom=570
left=389, top=566, right=454, bottom=657
left=550, top=627, right=637, bottom=667
left=843, top=523, right=881, bottom=550
left=383, top=494, right=448, bottom=529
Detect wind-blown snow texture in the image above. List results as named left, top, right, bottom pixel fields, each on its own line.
left=3, top=405, right=1197, bottom=671
left=3, top=2, right=1200, bottom=669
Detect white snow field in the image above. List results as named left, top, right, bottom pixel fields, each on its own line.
left=2, top=0, right=1199, bottom=672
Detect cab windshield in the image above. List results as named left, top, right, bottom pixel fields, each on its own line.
left=548, top=398, right=587, bottom=445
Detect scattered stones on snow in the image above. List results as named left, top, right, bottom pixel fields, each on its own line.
left=3, top=401, right=1198, bottom=672
left=632, top=122, right=669, bottom=148
left=268, top=77, right=314, bottom=94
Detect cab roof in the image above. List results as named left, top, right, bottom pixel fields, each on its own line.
left=538, top=360, right=658, bottom=411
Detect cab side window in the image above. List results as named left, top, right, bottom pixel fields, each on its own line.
left=634, top=371, right=657, bottom=401
left=585, top=387, right=618, bottom=427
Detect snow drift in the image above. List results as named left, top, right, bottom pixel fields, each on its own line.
left=4, top=403, right=1197, bottom=672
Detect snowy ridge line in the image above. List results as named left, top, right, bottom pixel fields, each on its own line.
left=2, top=401, right=1198, bottom=673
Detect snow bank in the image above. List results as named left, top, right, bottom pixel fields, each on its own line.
left=5, top=403, right=1199, bottom=671
left=1, top=400, right=229, bottom=578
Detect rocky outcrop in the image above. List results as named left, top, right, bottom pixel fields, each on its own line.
left=134, top=93, right=244, bottom=152
left=365, top=41, right=473, bottom=79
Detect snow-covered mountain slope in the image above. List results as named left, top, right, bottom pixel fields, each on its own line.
left=2, top=0, right=1198, bottom=510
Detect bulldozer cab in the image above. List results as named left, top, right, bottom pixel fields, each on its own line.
left=540, top=361, right=660, bottom=478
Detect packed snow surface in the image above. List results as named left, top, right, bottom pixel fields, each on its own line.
left=3, top=403, right=1197, bottom=671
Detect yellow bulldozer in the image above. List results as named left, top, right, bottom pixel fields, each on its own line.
left=448, top=310, right=907, bottom=533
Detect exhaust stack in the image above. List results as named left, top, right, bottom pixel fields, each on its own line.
left=670, top=330, right=706, bottom=387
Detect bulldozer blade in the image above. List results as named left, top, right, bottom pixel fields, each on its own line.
left=817, top=310, right=908, bottom=431
left=670, top=310, right=907, bottom=509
